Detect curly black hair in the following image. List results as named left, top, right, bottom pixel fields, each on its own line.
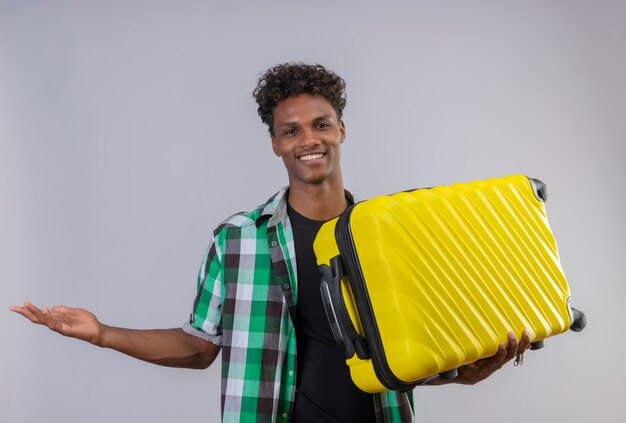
left=253, top=63, right=347, bottom=135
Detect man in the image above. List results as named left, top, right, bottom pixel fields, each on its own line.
left=11, top=63, right=530, bottom=422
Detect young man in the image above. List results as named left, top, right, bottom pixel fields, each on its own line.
left=11, top=63, right=530, bottom=422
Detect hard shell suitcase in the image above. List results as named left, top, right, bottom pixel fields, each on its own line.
left=313, top=175, right=586, bottom=393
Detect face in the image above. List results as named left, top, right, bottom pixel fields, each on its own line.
left=271, top=93, right=346, bottom=188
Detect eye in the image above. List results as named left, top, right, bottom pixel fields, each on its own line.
left=316, top=122, right=330, bottom=129
left=284, top=128, right=297, bottom=136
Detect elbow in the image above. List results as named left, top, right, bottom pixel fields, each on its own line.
left=193, top=339, right=220, bottom=369
left=193, top=355, right=213, bottom=370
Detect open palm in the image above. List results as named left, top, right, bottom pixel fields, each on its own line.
left=10, top=302, right=103, bottom=345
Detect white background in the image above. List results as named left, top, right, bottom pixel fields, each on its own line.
left=1, top=1, right=624, bottom=422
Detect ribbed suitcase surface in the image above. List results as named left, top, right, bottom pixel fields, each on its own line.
left=313, top=175, right=585, bottom=393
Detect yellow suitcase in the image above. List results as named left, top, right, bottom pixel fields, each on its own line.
left=313, top=175, right=586, bottom=393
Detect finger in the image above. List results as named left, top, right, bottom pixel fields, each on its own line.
left=494, top=341, right=508, bottom=367
left=518, top=329, right=531, bottom=353
left=9, top=305, right=26, bottom=314
left=51, top=305, right=70, bottom=313
left=14, top=303, right=43, bottom=323
left=24, top=303, right=49, bottom=323
left=497, top=341, right=507, bottom=361
left=504, top=331, right=518, bottom=361
left=9, top=306, right=38, bottom=322
left=476, top=341, right=507, bottom=368
left=27, top=304, right=67, bottom=332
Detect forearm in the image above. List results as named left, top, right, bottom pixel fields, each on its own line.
left=424, top=376, right=452, bottom=386
left=97, top=326, right=219, bottom=369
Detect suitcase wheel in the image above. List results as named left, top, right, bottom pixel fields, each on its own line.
left=569, top=307, right=587, bottom=332
left=528, top=178, right=549, bottom=202
left=439, top=368, right=458, bottom=381
left=530, top=340, right=545, bottom=350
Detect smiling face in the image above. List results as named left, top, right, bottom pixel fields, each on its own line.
left=271, top=93, right=346, bottom=189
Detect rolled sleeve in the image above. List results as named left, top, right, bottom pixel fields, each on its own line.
left=185, top=234, right=224, bottom=345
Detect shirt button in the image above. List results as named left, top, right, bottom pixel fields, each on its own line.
left=283, top=284, right=290, bottom=290
left=282, top=412, right=288, bottom=419
left=271, top=241, right=277, bottom=247
left=288, top=370, right=294, bottom=377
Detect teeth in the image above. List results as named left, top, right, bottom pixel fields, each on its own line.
left=299, top=153, right=324, bottom=160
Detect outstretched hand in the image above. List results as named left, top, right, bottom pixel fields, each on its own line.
left=9, top=302, right=104, bottom=345
left=10, top=302, right=221, bottom=369
left=453, top=330, right=531, bottom=385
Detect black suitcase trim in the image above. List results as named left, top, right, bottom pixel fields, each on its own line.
left=334, top=205, right=423, bottom=391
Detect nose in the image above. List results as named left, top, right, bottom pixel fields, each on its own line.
left=300, top=128, right=320, bottom=148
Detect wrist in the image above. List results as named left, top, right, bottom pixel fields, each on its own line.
left=94, top=323, right=110, bottom=348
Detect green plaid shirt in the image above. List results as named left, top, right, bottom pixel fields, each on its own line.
left=184, top=187, right=414, bottom=422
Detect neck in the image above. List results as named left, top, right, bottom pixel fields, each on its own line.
left=287, top=178, right=347, bottom=221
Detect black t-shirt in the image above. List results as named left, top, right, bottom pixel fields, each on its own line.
left=288, top=204, right=376, bottom=423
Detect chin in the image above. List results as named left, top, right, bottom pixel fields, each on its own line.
left=288, top=166, right=341, bottom=187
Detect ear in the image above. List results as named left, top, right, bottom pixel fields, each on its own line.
left=339, top=121, right=346, bottom=143
left=271, top=136, right=281, bottom=157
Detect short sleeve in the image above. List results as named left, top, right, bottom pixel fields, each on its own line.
left=182, top=233, right=223, bottom=346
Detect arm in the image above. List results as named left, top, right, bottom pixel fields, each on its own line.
left=9, top=302, right=220, bottom=369
left=11, top=230, right=225, bottom=369
left=427, top=329, right=531, bottom=386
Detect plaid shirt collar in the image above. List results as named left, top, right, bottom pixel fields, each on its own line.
left=256, top=186, right=357, bottom=228
left=257, top=186, right=289, bottom=228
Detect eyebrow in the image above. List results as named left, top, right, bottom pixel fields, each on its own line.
left=278, top=114, right=334, bottom=128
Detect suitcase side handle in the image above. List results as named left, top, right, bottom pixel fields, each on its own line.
left=319, top=257, right=370, bottom=360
